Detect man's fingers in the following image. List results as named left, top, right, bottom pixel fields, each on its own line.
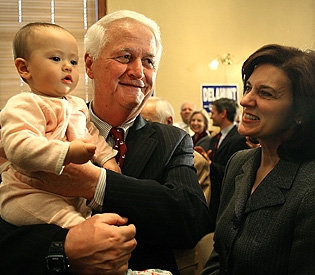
left=94, top=213, right=129, bottom=226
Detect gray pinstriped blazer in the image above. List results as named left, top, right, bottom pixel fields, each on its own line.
left=202, top=148, right=315, bottom=274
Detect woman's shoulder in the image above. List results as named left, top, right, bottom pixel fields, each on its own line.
left=227, top=147, right=260, bottom=168
left=195, top=134, right=212, bottom=149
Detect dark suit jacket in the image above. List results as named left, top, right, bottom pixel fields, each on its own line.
left=207, top=125, right=249, bottom=230
left=195, top=134, right=212, bottom=152
left=0, top=115, right=212, bottom=275
left=202, top=148, right=315, bottom=275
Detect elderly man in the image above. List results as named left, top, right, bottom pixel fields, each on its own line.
left=174, top=101, right=196, bottom=136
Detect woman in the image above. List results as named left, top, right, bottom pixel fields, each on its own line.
left=202, top=44, right=315, bottom=274
left=190, top=109, right=212, bottom=151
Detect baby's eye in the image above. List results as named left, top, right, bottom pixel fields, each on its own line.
left=71, top=60, right=78, bottom=66
left=50, top=56, right=60, bottom=62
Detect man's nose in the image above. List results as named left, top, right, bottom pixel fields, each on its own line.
left=127, top=59, right=144, bottom=79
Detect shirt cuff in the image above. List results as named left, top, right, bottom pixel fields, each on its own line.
left=87, top=168, right=106, bottom=212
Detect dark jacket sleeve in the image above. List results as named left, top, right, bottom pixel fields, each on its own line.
left=210, top=134, right=249, bottom=186
left=0, top=217, right=68, bottom=275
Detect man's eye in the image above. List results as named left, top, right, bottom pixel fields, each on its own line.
left=142, top=58, right=155, bottom=69
left=50, top=56, right=60, bottom=62
left=115, top=55, right=131, bottom=64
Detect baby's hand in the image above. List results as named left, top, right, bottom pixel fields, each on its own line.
left=64, top=139, right=96, bottom=165
left=103, top=158, right=121, bottom=173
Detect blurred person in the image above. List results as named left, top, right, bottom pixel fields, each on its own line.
left=141, top=96, right=211, bottom=204
left=174, top=101, right=196, bottom=136
left=202, top=44, right=315, bottom=274
left=195, top=98, right=250, bottom=231
left=190, top=109, right=212, bottom=151
left=141, top=96, right=212, bottom=275
left=140, top=96, right=173, bottom=125
left=0, top=10, right=211, bottom=275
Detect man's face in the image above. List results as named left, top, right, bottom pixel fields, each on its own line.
left=180, top=102, right=195, bottom=124
left=85, top=19, right=158, bottom=124
left=210, top=105, right=224, bottom=127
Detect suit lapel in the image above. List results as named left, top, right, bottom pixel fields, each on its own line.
left=233, top=150, right=260, bottom=220
left=122, top=115, right=158, bottom=177
left=245, top=159, right=301, bottom=213
left=233, top=150, right=301, bottom=217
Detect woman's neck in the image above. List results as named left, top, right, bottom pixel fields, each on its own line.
left=251, top=141, right=280, bottom=194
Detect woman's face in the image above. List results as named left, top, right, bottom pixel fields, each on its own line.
left=238, top=64, right=295, bottom=144
left=190, top=113, right=206, bottom=135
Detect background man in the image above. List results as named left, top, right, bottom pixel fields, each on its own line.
left=174, top=101, right=196, bottom=136
left=195, top=98, right=250, bottom=231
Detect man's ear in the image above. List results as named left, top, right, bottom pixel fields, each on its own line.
left=167, top=116, right=173, bottom=125
left=14, top=58, right=31, bottom=80
left=85, top=53, right=94, bottom=79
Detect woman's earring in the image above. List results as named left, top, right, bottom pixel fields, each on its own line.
left=297, top=120, right=302, bottom=125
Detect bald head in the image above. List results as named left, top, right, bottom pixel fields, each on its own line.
left=141, top=97, right=174, bottom=125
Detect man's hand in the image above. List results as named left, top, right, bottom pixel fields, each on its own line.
left=14, top=161, right=100, bottom=200
left=65, top=213, right=137, bottom=275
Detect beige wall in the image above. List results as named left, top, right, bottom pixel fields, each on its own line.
left=108, top=0, right=315, bottom=122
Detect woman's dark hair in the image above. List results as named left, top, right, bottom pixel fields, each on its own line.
left=242, top=44, right=315, bottom=161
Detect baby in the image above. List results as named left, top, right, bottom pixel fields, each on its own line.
left=0, top=22, right=120, bottom=229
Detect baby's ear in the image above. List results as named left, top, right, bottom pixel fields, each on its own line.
left=14, top=58, right=31, bottom=80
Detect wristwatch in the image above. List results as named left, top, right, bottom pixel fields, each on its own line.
left=46, top=241, right=70, bottom=274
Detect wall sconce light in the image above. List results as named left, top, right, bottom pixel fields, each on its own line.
left=208, top=53, right=233, bottom=70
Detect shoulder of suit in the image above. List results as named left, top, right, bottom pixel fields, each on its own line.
left=231, top=147, right=259, bottom=162
left=146, top=122, right=187, bottom=139
left=153, top=122, right=184, bottom=132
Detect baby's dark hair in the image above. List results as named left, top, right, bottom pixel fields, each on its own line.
left=13, top=22, right=66, bottom=60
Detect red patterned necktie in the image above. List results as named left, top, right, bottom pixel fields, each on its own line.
left=211, top=132, right=222, bottom=159
left=109, top=127, right=127, bottom=168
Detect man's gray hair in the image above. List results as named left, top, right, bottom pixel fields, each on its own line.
left=147, top=97, right=174, bottom=123
left=84, top=10, right=162, bottom=67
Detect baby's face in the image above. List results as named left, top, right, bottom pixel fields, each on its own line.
left=25, top=27, right=79, bottom=97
